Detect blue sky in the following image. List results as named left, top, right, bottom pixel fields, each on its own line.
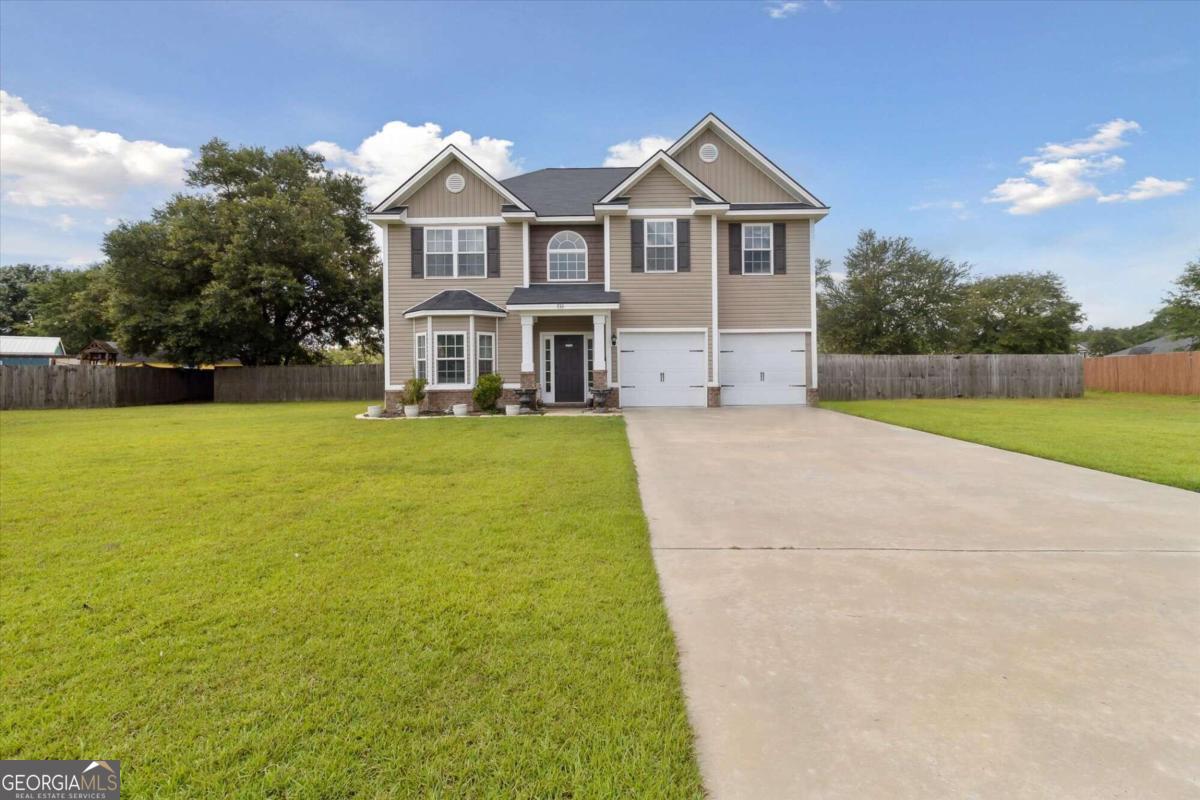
left=1, top=0, right=1196, bottom=326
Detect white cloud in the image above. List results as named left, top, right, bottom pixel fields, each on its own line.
left=602, top=136, right=674, bottom=167
left=52, top=214, right=76, bottom=232
left=985, top=119, right=1189, bottom=215
left=308, top=120, right=520, bottom=205
left=765, top=1, right=805, bottom=18
left=0, top=90, right=190, bottom=209
left=1098, top=176, right=1192, bottom=204
left=1031, top=118, right=1141, bottom=160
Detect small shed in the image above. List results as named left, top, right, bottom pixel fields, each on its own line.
left=79, top=340, right=123, bottom=365
left=0, top=335, right=67, bottom=366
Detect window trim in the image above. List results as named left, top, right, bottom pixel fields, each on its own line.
left=546, top=230, right=589, bottom=283
left=414, top=331, right=428, bottom=381
left=434, top=331, right=467, bottom=385
left=741, top=223, right=774, bottom=276
left=424, top=226, right=487, bottom=279
left=476, top=331, right=495, bottom=377
left=643, top=218, right=678, bottom=274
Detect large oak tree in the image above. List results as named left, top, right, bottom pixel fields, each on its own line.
left=104, top=140, right=381, bottom=365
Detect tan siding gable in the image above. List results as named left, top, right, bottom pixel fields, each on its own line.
left=676, top=130, right=795, bottom=204
left=404, top=158, right=507, bottom=217
left=625, top=165, right=696, bottom=208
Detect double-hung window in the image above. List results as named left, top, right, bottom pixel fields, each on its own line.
left=742, top=224, right=773, bottom=274
left=425, top=228, right=486, bottom=278
left=414, top=332, right=428, bottom=380
left=476, top=332, right=495, bottom=376
left=644, top=219, right=677, bottom=272
left=436, top=333, right=466, bottom=384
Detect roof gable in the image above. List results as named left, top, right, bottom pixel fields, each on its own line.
left=668, top=114, right=825, bottom=208
left=0, top=335, right=65, bottom=356
left=598, top=150, right=723, bottom=204
left=373, top=145, right=530, bottom=213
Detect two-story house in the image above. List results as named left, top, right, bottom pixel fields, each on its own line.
left=369, top=113, right=828, bottom=411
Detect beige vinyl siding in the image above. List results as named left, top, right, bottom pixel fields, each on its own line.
left=404, top=158, right=507, bottom=218
left=717, top=220, right=812, bottom=329
left=626, top=166, right=695, bottom=208
left=675, top=131, right=795, bottom=204
left=387, top=222, right=523, bottom=385
left=529, top=224, right=604, bottom=283
left=609, top=216, right=714, bottom=382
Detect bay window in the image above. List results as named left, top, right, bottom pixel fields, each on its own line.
left=477, top=332, right=495, bottom=376
left=436, top=333, right=466, bottom=384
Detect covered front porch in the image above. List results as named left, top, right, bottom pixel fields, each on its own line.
left=508, top=284, right=619, bottom=407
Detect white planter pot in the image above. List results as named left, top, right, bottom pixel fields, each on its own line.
left=404, top=404, right=421, bottom=418
left=366, top=405, right=382, bottom=418
left=505, top=404, right=521, bottom=416
left=452, top=403, right=469, bottom=417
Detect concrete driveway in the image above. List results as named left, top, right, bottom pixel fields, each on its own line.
left=625, top=407, right=1200, bottom=800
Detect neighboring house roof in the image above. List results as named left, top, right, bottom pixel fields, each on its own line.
left=80, top=340, right=121, bottom=355
left=404, top=289, right=506, bottom=318
left=0, top=335, right=65, bottom=357
left=500, top=168, right=634, bottom=216
left=1107, top=335, right=1197, bottom=356
left=507, top=284, right=620, bottom=307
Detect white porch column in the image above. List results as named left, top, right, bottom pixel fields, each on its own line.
left=520, top=314, right=536, bottom=373
left=592, top=314, right=607, bottom=371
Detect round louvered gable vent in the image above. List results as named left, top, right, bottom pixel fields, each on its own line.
left=699, top=142, right=719, bottom=163
left=445, top=173, right=466, bottom=193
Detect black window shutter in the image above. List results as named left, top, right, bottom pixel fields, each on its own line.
left=677, top=220, right=690, bottom=272
left=729, top=223, right=742, bottom=274
left=631, top=219, right=644, bottom=272
left=411, top=227, right=424, bottom=278
left=773, top=222, right=786, bottom=274
left=486, top=226, right=500, bottom=278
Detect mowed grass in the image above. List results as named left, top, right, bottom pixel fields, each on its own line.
left=825, top=391, right=1200, bottom=491
left=0, top=403, right=703, bottom=798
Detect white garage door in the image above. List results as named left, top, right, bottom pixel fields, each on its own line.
left=619, top=331, right=707, bottom=407
left=719, top=332, right=808, bottom=405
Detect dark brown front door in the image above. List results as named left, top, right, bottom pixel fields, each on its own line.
left=554, top=335, right=585, bottom=402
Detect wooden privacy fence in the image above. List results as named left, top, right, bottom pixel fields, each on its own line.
left=0, top=365, right=213, bottom=410
left=818, top=354, right=1083, bottom=401
left=1084, top=352, right=1199, bottom=395
left=214, top=364, right=384, bottom=403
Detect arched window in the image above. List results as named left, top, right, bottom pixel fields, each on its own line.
left=547, top=231, right=588, bottom=282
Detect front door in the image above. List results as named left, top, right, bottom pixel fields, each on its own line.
left=553, top=335, right=585, bottom=402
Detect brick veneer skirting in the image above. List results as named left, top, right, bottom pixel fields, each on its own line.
left=807, top=387, right=820, bottom=406
left=707, top=386, right=721, bottom=407
left=591, top=370, right=614, bottom=409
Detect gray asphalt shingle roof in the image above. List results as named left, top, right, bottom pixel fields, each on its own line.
left=1108, top=335, right=1197, bottom=356
left=507, top=284, right=620, bottom=306
left=500, top=168, right=634, bottom=216
left=405, top=290, right=505, bottom=316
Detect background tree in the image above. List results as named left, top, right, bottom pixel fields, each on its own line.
left=25, top=264, right=115, bottom=353
left=817, top=229, right=970, bottom=354
left=958, top=272, right=1083, bottom=354
left=1160, top=257, right=1200, bottom=347
left=0, top=264, right=56, bottom=334
left=104, top=139, right=381, bottom=366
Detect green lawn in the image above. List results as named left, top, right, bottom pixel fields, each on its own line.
left=0, top=403, right=703, bottom=798
left=825, top=391, right=1200, bottom=491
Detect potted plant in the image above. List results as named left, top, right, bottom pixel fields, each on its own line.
left=403, top=378, right=426, bottom=418
left=472, top=373, right=503, bottom=414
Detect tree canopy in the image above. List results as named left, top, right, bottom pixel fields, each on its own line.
left=103, top=139, right=381, bottom=366
left=1160, top=257, right=1200, bottom=347
left=818, top=230, right=1084, bottom=355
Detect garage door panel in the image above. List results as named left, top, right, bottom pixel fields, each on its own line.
left=719, top=333, right=807, bottom=406
left=620, top=331, right=707, bottom=407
